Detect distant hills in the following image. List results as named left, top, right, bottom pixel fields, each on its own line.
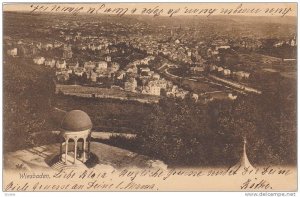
left=4, top=11, right=296, bottom=39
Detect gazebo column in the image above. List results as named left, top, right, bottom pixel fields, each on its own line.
left=65, top=138, right=69, bottom=164
left=74, top=138, right=78, bottom=164
left=88, top=131, right=91, bottom=158
left=60, top=129, right=91, bottom=165
left=83, top=138, right=86, bottom=162
left=60, top=142, right=62, bottom=160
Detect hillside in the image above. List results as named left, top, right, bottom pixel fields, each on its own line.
left=3, top=56, right=56, bottom=152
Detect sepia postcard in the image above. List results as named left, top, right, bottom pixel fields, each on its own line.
left=2, top=2, right=298, bottom=192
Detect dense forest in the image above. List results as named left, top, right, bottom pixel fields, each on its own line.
left=131, top=92, right=296, bottom=166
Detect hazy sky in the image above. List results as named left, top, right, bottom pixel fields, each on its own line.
left=3, top=3, right=297, bottom=17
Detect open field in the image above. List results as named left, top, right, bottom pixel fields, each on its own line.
left=56, top=84, right=160, bottom=103
left=54, top=94, right=155, bottom=134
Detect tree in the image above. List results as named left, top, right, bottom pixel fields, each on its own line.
left=136, top=97, right=214, bottom=166
left=215, top=92, right=296, bottom=166
left=81, top=72, right=88, bottom=84
left=135, top=92, right=296, bottom=166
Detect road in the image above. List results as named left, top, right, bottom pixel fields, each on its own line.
left=162, top=67, right=248, bottom=95
left=208, top=75, right=262, bottom=94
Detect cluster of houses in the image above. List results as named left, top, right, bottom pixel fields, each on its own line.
left=130, top=35, right=252, bottom=82
left=230, top=37, right=263, bottom=50
left=7, top=48, right=17, bottom=57
left=272, top=36, right=297, bottom=48
left=130, top=35, right=196, bottom=65
left=4, top=30, right=121, bottom=63
left=33, top=56, right=121, bottom=83
left=5, top=33, right=195, bottom=99
left=7, top=22, right=271, bottom=102
left=122, top=56, right=191, bottom=98
left=129, top=32, right=241, bottom=67
left=207, top=45, right=231, bottom=58
left=58, top=29, right=120, bottom=54
left=31, top=53, right=192, bottom=99
left=5, top=36, right=65, bottom=58
left=208, top=64, right=251, bottom=80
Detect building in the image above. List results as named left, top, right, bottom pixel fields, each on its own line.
left=116, top=70, right=126, bottom=80
left=223, top=69, right=231, bottom=76
left=59, top=110, right=93, bottom=166
left=63, top=45, right=73, bottom=59
left=290, top=38, right=296, bottom=46
left=152, top=73, right=160, bottom=80
left=33, top=57, right=45, bottom=65
left=56, top=73, right=69, bottom=83
left=107, top=62, right=120, bottom=78
left=54, top=41, right=63, bottom=48
left=110, top=62, right=120, bottom=73
left=141, top=58, right=151, bottom=65
left=105, top=56, right=112, bottom=62
left=90, top=71, right=98, bottom=82
left=147, top=81, right=161, bottom=96
left=217, top=67, right=224, bottom=73
left=235, top=71, right=250, bottom=80
left=84, top=61, right=96, bottom=70
left=209, top=64, right=217, bottom=72
left=174, top=90, right=188, bottom=99
left=44, top=43, right=53, bottom=50
left=45, top=59, right=56, bottom=67
left=228, top=93, right=237, bottom=100
left=140, top=67, right=151, bottom=77
left=7, top=48, right=17, bottom=57
left=216, top=45, right=230, bottom=50
left=143, top=78, right=168, bottom=96
left=18, top=45, right=30, bottom=57
left=124, top=78, right=137, bottom=92
left=74, top=67, right=85, bottom=77
left=191, top=66, right=205, bottom=74
left=191, top=93, right=199, bottom=101
left=56, top=60, right=67, bottom=69
left=68, top=62, right=79, bottom=69
left=97, top=61, right=108, bottom=70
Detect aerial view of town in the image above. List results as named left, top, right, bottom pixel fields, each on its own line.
left=2, top=3, right=297, bottom=192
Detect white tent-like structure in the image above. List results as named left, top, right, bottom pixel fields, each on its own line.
left=230, top=137, right=255, bottom=172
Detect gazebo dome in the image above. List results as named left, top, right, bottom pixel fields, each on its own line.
left=61, top=110, right=92, bottom=132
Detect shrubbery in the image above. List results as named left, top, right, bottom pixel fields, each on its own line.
left=3, top=57, right=56, bottom=152
left=133, top=94, right=296, bottom=167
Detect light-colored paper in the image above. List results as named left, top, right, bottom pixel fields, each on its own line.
left=3, top=2, right=297, bottom=192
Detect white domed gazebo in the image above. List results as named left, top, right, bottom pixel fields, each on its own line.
left=59, top=110, right=93, bottom=166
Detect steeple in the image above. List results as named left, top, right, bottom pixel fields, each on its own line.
left=230, top=137, right=255, bottom=171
